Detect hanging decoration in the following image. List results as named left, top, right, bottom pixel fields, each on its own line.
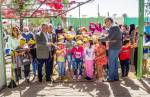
left=32, top=9, right=44, bottom=16
left=3, top=8, right=17, bottom=18
left=2, top=0, right=75, bottom=18
left=38, top=0, right=45, bottom=3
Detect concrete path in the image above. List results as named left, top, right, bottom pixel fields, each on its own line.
left=0, top=78, right=150, bottom=97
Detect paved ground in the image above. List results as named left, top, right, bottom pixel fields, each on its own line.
left=1, top=64, right=150, bottom=97
left=0, top=78, right=150, bottom=97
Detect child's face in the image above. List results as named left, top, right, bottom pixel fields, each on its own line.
left=58, top=44, right=64, bottom=49
left=19, top=43, right=25, bottom=48
left=99, top=41, right=102, bottom=45
left=86, top=42, right=90, bottom=46
left=125, top=42, right=130, bottom=46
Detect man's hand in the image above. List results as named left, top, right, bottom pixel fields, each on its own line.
left=47, top=42, right=53, bottom=46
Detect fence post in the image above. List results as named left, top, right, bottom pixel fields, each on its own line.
left=137, top=0, right=144, bottom=79
left=0, top=3, right=7, bottom=86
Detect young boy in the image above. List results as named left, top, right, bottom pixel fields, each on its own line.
left=15, top=38, right=31, bottom=83
left=65, top=34, right=75, bottom=71
left=119, top=39, right=136, bottom=77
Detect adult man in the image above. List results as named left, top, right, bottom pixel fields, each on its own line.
left=22, top=27, right=34, bottom=42
left=101, top=18, right=122, bottom=82
left=36, top=24, right=53, bottom=82
left=22, top=26, right=37, bottom=79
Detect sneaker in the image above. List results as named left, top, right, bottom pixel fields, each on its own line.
left=78, top=75, right=82, bottom=80
left=73, top=75, right=76, bottom=80
left=85, top=76, right=92, bottom=80
left=27, top=79, right=30, bottom=83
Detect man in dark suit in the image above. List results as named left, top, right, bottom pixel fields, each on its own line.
left=36, top=24, right=53, bottom=82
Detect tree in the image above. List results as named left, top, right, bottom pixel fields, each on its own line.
left=11, top=0, right=33, bottom=31
left=122, top=13, right=128, bottom=18
left=29, top=18, right=49, bottom=27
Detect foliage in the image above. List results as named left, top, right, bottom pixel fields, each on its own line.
left=29, top=18, right=50, bottom=26
left=122, top=13, right=128, bottom=18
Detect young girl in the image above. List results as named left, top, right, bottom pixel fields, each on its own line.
left=56, top=42, right=66, bottom=80
left=71, top=40, right=84, bottom=80
left=95, top=40, right=108, bottom=82
left=84, top=40, right=95, bottom=80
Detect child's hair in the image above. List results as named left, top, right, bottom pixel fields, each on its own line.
left=101, top=42, right=106, bottom=46
left=123, top=40, right=130, bottom=45
left=20, top=38, right=26, bottom=45
left=98, top=39, right=106, bottom=46
left=89, top=40, right=93, bottom=48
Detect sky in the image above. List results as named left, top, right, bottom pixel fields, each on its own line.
left=67, top=0, right=139, bottom=17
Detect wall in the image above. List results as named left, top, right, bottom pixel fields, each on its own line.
left=0, top=18, right=6, bottom=89
left=0, top=62, right=5, bottom=90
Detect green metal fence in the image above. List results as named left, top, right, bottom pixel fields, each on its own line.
left=51, top=17, right=149, bottom=29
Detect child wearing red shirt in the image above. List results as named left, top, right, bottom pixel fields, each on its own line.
left=71, top=40, right=84, bottom=80
left=119, top=40, right=136, bottom=77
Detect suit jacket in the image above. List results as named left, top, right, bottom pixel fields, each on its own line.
left=36, top=31, right=50, bottom=59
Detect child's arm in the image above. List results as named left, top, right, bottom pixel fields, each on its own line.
left=15, top=51, right=25, bottom=56
left=131, top=43, right=137, bottom=48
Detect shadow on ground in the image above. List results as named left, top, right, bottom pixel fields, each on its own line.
left=1, top=78, right=145, bottom=97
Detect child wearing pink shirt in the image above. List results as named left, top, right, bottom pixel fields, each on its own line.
left=71, top=41, right=84, bottom=80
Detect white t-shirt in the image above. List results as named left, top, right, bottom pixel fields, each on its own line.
left=84, top=46, right=95, bottom=60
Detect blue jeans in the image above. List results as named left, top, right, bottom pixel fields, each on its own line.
left=108, top=49, right=120, bottom=81
left=66, top=54, right=72, bottom=69
left=32, top=58, right=37, bottom=75
left=73, top=58, right=83, bottom=75
left=120, top=59, right=130, bottom=77
left=57, top=62, right=65, bottom=76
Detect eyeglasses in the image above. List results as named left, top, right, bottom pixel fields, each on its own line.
left=13, top=29, right=18, bottom=31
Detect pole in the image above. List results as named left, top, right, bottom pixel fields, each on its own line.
left=98, top=4, right=100, bottom=17
left=79, top=3, right=81, bottom=27
left=0, top=2, right=7, bottom=86
left=137, top=0, right=144, bottom=79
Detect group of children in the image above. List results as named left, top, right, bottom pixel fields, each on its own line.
left=55, top=32, right=138, bottom=82
left=55, top=34, right=108, bottom=82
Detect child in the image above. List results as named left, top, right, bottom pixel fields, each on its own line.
left=119, top=39, right=136, bottom=77
left=71, top=40, right=84, bottom=80
left=15, top=38, right=31, bottom=83
left=143, top=33, right=150, bottom=74
left=65, top=34, right=75, bottom=71
left=84, top=40, right=95, bottom=80
left=56, top=42, right=66, bottom=80
left=95, top=40, right=108, bottom=82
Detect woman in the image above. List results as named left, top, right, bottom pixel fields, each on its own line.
left=7, top=27, right=22, bottom=83
left=129, top=24, right=137, bottom=73
left=67, top=26, right=76, bottom=35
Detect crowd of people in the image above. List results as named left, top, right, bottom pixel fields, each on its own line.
left=4, top=17, right=148, bottom=85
